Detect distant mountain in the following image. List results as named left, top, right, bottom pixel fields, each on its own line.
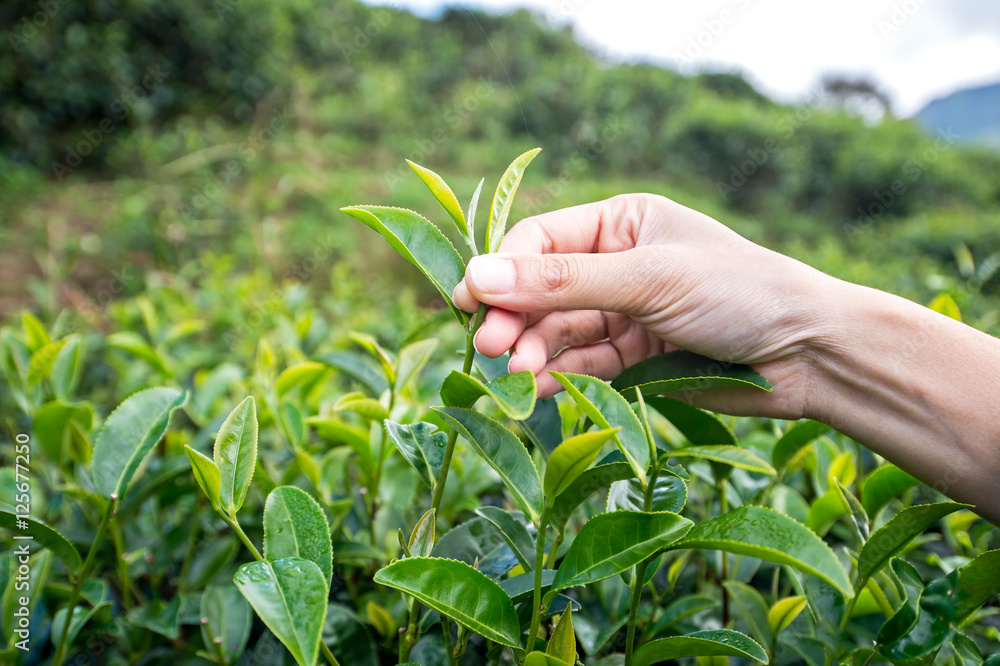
left=914, top=82, right=1000, bottom=148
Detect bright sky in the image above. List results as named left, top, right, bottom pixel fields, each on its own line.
left=367, top=0, right=1000, bottom=116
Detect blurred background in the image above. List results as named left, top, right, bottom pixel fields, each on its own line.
left=1, top=0, right=999, bottom=356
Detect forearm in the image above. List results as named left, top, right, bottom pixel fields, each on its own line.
left=807, top=279, right=1000, bottom=524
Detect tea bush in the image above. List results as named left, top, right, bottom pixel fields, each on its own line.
left=1, top=150, right=998, bottom=666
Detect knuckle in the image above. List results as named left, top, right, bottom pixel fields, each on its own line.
left=540, top=254, right=572, bottom=292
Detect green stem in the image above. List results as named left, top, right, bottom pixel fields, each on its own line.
left=320, top=641, right=342, bottom=666
left=399, top=600, right=421, bottom=662
left=441, top=618, right=459, bottom=666
left=823, top=581, right=864, bottom=666
left=222, top=512, right=264, bottom=562
left=430, top=303, right=486, bottom=514
left=525, top=505, right=551, bottom=655
left=718, top=478, right=730, bottom=628
left=52, top=498, right=117, bottom=666
left=625, top=458, right=661, bottom=665
left=111, top=517, right=132, bottom=610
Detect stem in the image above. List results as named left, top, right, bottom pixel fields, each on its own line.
left=718, top=478, right=730, bottom=628
left=320, top=641, right=342, bottom=666
left=111, top=517, right=132, bottom=610
left=222, top=512, right=264, bottom=562
left=399, top=600, right=421, bottom=662
left=823, top=581, right=864, bottom=666
left=525, top=505, right=551, bottom=655
left=53, top=498, right=117, bottom=666
left=441, top=618, right=459, bottom=666
left=625, top=457, right=661, bottom=665
left=430, top=303, right=486, bottom=514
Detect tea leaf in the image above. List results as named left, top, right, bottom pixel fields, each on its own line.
left=50, top=602, right=113, bottom=651
left=723, top=581, right=771, bottom=649
left=276, top=362, right=327, bottom=399
left=550, top=510, right=692, bottom=594
left=106, top=331, right=171, bottom=377
left=373, top=557, right=521, bottom=647
left=407, top=508, right=436, bottom=558
left=214, top=396, right=258, bottom=515
left=263, top=486, right=333, bottom=585
left=857, top=502, right=969, bottom=581
left=50, top=334, right=84, bottom=400
left=633, top=629, right=768, bottom=665
left=185, top=445, right=222, bottom=512
left=485, top=147, right=541, bottom=253
left=200, top=585, right=251, bottom=666
left=318, top=350, right=389, bottom=396
left=26, top=338, right=67, bottom=385
left=771, top=420, right=829, bottom=471
left=551, top=372, right=649, bottom=486
left=607, top=473, right=687, bottom=514
left=341, top=206, right=467, bottom=321
left=861, top=464, right=919, bottom=519
left=500, top=570, right=557, bottom=603
left=0, top=506, right=82, bottom=573
left=646, top=397, right=736, bottom=446
left=475, top=506, right=535, bottom=571
left=768, top=596, right=807, bottom=634
left=433, top=406, right=543, bottom=522
left=234, top=557, right=328, bottom=666
left=466, top=177, right=485, bottom=248
left=612, top=350, right=772, bottom=397
left=21, top=311, right=50, bottom=351
left=668, top=445, right=776, bottom=476
left=34, top=400, right=93, bottom=461
left=384, top=420, right=447, bottom=489
left=672, top=506, right=853, bottom=599
left=548, top=458, right=635, bottom=535
left=440, top=369, right=537, bottom=421
left=127, top=597, right=181, bottom=639
left=525, top=653, right=571, bottom=666
left=546, top=606, right=575, bottom=663
left=407, top=159, right=467, bottom=235
left=545, top=428, right=619, bottom=499
left=395, top=338, right=439, bottom=395
left=93, top=387, right=187, bottom=499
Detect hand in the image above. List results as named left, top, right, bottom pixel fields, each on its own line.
left=452, top=193, right=836, bottom=419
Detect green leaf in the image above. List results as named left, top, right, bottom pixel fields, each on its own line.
left=341, top=206, right=467, bottom=321
left=953, top=549, right=1000, bottom=620
left=373, top=557, right=521, bottom=647
left=26, top=338, right=67, bottom=384
left=548, top=459, right=636, bottom=535
left=50, top=334, right=84, bottom=400
left=861, top=464, right=919, bottom=519
left=466, top=177, right=485, bottom=248
left=214, top=396, right=258, bottom=515
left=407, top=160, right=467, bottom=236
left=526, top=653, right=571, bottom=666
left=366, top=600, right=395, bottom=639
left=384, top=421, right=446, bottom=489
left=318, top=350, right=388, bottom=396
left=485, top=147, right=542, bottom=253
left=646, top=397, right=736, bottom=446
left=856, top=502, right=969, bottom=582
left=0, top=505, right=81, bottom=572
left=607, top=473, right=687, bottom=513
left=546, top=605, right=576, bottom=663
left=395, top=338, right=439, bottom=395
left=276, top=362, right=327, bottom=399
left=501, top=570, right=557, bottom=603
left=92, top=387, right=186, bottom=499
left=834, top=480, right=869, bottom=544
left=431, top=516, right=513, bottom=579
left=612, top=350, right=772, bottom=397
left=308, top=417, right=374, bottom=472
left=185, top=445, right=222, bottom=512
left=440, top=370, right=537, bottom=421
left=234, top=557, right=329, bottom=666
left=723, top=581, right=771, bottom=650
left=877, top=559, right=924, bottom=649
left=324, top=604, right=380, bottom=666
left=545, top=428, right=619, bottom=499
left=668, top=445, right=776, bottom=476
left=806, top=489, right=848, bottom=537
left=106, top=331, right=171, bottom=377
left=334, top=394, right=390, bottom=422
left=672, top=506, right=853, bottom=599
left=550, top=510, right=692, bottom=594
left=263, top=486, right=333, bottom=585
left=200, top=584, right=251, bottom=666
left=650, top=595, right=718, bottom=634
left=407, top=508, right=436, bottom=558
left=432, top=406, right=543, bottom=522
left=348, top=332, right=396, bottom=386
left=475, top=506, right=536, bottom=571
left=34, top=399, right=93, bottom=461
left=127, top=597, right=181, bottom=639
left=21, top=311, right=49, bottom=350
left=50, top=602, right=113, bottom=650
left=768, top=596, right=807, bottom=634
left=771, top=420, right=829, bottom=470
left=633, top=629, right=769, bottom=666
left=552, top=372, right=649, bottom=486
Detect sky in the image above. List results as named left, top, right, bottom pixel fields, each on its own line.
left=366, top=0, right=1000, bottom=117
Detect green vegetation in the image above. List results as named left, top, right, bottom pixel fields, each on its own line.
left=1, top=0, right=999, bottom=664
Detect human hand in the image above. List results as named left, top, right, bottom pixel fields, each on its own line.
left=452, top=193, right=837, bottom=419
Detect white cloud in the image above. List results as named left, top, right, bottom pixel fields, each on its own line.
left=369, top=0, right=1000, bottom=115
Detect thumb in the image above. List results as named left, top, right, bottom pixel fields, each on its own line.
left=455, top=248, right=664, bottom=314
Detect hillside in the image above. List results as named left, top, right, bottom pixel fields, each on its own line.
left=916, top=81, right=1000, bottom=148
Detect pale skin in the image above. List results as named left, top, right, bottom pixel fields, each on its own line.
left=452, top=193, right=1000, bottom=525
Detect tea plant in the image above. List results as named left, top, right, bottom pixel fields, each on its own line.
left=0, top=150, right=998, bottom=666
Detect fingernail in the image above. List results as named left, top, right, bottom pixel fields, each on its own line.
left=473, top=329, right=483, bottom=355
left=468, top=255, right=516, bottom=295
left=507, top=351, right=517, bottom=374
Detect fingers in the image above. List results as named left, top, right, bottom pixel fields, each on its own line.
left=455, top=246, right=666, bottom=316
left=533, top=342, right=628, bottom=398
left=507, top=310, right=609, bottom=374
left=499, top=194, right=644, bottom=255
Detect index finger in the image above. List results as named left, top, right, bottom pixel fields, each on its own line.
left=500, top=194, right=645, bottom=255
